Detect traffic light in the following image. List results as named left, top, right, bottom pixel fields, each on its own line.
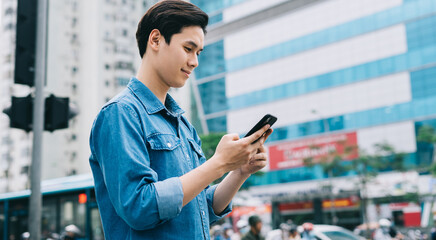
left=2, top=95, right=78, bottom=132
left=2, top=95, right=33, bottom=132
left=14, top=0, right=38, bottom=86
left=44, top=95, right=78, bottom=132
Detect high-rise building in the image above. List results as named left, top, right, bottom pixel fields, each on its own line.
left=193, top=0, right=436, bottom=227
left=0, top=0, right=182, bottom=192
left=0, top=0, right=33, bottom=192
left=42, top=0, right=140, bottom=180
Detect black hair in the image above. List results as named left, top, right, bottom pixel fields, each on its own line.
left=248, top=215, right=261, bottom=227
left=136, top=0, right=208, bottom=58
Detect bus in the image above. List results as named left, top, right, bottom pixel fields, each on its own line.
left=0, top=174, right=103, bottom=240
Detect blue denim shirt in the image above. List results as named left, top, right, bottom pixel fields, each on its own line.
left=89, top=78, right=231, bottom=239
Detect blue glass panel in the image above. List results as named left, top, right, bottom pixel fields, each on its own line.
left=191, top=0, right=248, bottom=14
left=410, top=67, right=436, bottom=99
left=206, top=116, right=227, bottom=132
left=225, top=45, right=436, bottom=112
left=209, top=12, right=223, bottom=25
left=196, top=40, right=225, bottom=79
left=197, top=78, right=227, bottom=115
left=197, top=0, right=436, bottom=78
left=258, top=96, right=436, bottom=146
left=406, top=15, right=436, bottom=51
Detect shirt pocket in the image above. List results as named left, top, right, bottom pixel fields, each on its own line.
left=187, top=138, right=206, bottom=166
left=147, top=133, right=185, bottom=178
left=147, top=133, right=181, bottom=150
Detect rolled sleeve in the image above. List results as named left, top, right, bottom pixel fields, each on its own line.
left=206, top=185, right=233, bottom=224
left=153, top=177, right=184, bottom=220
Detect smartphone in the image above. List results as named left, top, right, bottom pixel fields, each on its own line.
left=244, top=114, right=277, bottom=140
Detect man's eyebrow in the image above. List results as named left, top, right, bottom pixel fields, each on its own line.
left=185, top=40, right=203, bottom=51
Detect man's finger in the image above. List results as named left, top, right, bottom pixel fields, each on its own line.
left=253, top=152, right=267, bottom=160
left=264, top=128, right=273, bottom=140
left=245, top=124, right=270, bottom=144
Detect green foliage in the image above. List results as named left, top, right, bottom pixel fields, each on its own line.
left=416, top=125, right=436, bottom=176
left=199, top=132, right=266, bottom=186
left=417, top=125, right=436, bottom=143
left=199, top=132, right=226, bottom=160
left=303, top=141, right=405, bottom=180
left=303, top=141, right=357, bottom=178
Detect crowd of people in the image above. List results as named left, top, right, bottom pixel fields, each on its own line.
left=211, top=216, right=436, bottom=240
left=210, top=216, right=317, bottom=240
left=21, top=224, right=83, bottom=240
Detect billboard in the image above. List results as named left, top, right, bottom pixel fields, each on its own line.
left=268, top=132, right=358, bottom=170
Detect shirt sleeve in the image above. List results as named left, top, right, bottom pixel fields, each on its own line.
left=205, top=184, right=233, bottom=224
left=90, top=102, right=183, bottom=230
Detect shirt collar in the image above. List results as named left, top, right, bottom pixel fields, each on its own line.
left=127, top=77, right=185, bottom=116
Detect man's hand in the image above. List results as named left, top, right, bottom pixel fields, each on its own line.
left=238, top=128, right=273, bottom=176
left=212, top=124, right=271, bottom=175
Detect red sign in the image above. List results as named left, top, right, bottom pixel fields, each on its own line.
left=228, top=204, right=271, bottom=218
left=268, top=132, right=358, bottom=170
left=279, top=197, right=360, bottom=213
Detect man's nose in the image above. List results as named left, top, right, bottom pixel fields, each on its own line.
left=188, top=54, right=198, bottom=68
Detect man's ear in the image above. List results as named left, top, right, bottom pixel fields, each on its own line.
left=148, top=29, right=162, bottom=51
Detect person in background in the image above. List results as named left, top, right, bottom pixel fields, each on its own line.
left=216, top=224, right=234, bottom=240
left=60, top=224, right=82, bottom=240
left=288, top=225, right=301, bottom=240
left=431, top=227, right=436, bottom=240
left=374, top=219, right=393, bottom=240
left=242, top=215, right=265, bottom=240
left=300, top=223, right=316, bottom=240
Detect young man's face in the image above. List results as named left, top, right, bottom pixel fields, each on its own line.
left=155, top=26, right=204, bottom=89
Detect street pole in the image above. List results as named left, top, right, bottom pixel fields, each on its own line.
left=322, top=118, right=338, bottom=225
left=29, top=0, right=48, bottom=238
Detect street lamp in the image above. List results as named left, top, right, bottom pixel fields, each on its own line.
left=311, top=109, right=338, bottom=225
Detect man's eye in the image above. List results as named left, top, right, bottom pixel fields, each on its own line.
left=184, top=47, right=192, bottom=52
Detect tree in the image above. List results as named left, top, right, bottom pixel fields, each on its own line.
left=303, top=140, right=356, bottom=225
left=199, top=132, right=265, bottom=185
left=416, top=125, right=436, bottom=227
left=351, top=142, right=405, bottom=239
left=200, top=132, right=226, bottom=184
left=417, top=125, right=436, bottom=174
left=303, top=140, right=405, bottom=232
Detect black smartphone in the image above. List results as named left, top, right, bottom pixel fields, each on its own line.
left=244, top=114, right=277, bottom=140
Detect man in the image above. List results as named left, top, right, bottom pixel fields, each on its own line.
left=242, top=215, right=264, bottom=240
left=89, top=1, right=273, bottom=239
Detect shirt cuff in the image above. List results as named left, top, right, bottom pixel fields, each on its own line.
left=206, top=185, right=233, bottom=224
left=153, top=177, right=184, bottom=220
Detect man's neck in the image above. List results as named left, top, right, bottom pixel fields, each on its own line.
left=136, top=58, right=169, bottom=104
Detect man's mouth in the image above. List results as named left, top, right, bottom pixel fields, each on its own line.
left=181, top=69, right=191, bottom=77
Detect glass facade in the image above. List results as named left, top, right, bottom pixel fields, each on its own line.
left=193, top=0, right=436, bottom=186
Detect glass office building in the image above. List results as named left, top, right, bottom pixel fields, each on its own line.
left=192, top=0, right=436, bottom=226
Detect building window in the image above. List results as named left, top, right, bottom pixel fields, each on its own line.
left=5, top=23, right=15, bottom=30
left=71, top=17, right=77, bottom=28
left=5, top=7, right=14, bottom=15
left=71, top=66, right=78, bottom=75
left=20, top=165, right=29, bottom=174
left=71, top=83, right=77, bottom=94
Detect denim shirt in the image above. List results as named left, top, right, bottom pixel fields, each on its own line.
left=89, top=78, right=231, bottom=239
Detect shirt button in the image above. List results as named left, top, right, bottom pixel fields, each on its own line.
left=202, top=211, right=205, bottom=216
left=186, top=154, right=189, bottom=158
left=167, top=143, right=172, bottom=148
